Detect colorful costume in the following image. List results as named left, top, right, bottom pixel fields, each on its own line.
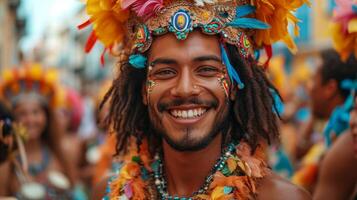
left=79, top=0, right=309, bottom=199
left=103, top=140, right=269, bottom=199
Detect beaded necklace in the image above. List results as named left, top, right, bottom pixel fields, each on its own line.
left=153, top=143, right=236, bottom=200
left=104, top=140, right=269, bottom=200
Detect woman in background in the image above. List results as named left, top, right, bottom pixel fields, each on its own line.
left=0, top=64, right=77, bottom=199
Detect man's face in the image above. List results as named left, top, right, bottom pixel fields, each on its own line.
left=308, top=62, right=336, bottom=119
left=143, top=31, right=231, bottom=151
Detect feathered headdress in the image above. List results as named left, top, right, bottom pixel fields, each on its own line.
left=331, top=0, right=357, bottom=61
left=79, top=0, right=309, bottom=66
left=0, top=63, right=65, bottom=109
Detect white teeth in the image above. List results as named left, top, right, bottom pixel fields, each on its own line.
left=188, top=110, right=193, bottom=118
left=170, top=108, right=207, bottom=119
left=182, top=110, right=188, bottom=118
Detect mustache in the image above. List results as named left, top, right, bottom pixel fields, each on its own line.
left=158, top=97, right=218, bottom=112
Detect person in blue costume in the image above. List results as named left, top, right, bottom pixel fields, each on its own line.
left=313, top=54, right=357, bottom=199
left=295, top=49, right=357, bottom=159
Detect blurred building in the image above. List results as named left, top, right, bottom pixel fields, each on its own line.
left=0, top=0, right=24, bottom=70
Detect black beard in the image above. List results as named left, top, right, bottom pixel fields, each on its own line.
left=148, top=97, right=230, bottom=152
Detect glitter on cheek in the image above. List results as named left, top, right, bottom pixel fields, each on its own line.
left=217, top=69, right=230, bottom=98
left=146, top=79, right=157, bottom=95
left=146, top=65, right=157, bottom=102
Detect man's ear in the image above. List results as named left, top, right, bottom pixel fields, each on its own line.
left=142, top=81, right=148, bottom=105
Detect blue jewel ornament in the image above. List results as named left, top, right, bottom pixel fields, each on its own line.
left=220, top=44, right=245, bottom=89
left=135, top=24, right=150, bottom=52
left=129, top=54, right=147, bottom=69
left=169, top=9, right=193, bottom=40
left=223, top=186, right=233, bottom=194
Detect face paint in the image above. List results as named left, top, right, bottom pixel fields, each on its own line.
left=217, top=68, right=230, bottom=98
left=146, top=65, right=157, bottom=102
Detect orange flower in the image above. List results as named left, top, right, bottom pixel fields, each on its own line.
left=251, top=0, right=310, bottom=53
left=210, top=172, right=253, bottom=199
left=236, top=142, right=267, bottom=178
left=131, top=178, right=147, bottom=200
left=86, top=0, right=129, bottom=48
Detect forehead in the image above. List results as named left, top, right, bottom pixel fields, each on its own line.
left=14, top=97, right=43, bottom=111
left=148, top=30, right=221, bottom=61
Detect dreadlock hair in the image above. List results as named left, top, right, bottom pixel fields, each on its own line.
left=102, top=43, right=280, bottom=156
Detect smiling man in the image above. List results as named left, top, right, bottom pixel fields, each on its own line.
left=82, top=0, right=310, bottom=199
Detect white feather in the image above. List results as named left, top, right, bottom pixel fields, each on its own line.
left=194, top=0, right=216, bottom=7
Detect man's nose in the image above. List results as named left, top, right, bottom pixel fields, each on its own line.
left=170, top=67, right=199, bottom=98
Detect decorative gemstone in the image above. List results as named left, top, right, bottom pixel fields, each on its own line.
left=223, top=186, right=233, bottom=194
left=171, top=9, right=192, bottom=32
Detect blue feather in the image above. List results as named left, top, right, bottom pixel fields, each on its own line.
left=270, top=88, right=284, bottom=115
left=220, top=44, right=245, bottom=89
left=129, top=54, right=147, bottom=69
left=227, top=18, right=270, bottom=29
left=235, top=5, right=256, bottom=18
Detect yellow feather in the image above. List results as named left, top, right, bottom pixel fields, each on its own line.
left=210, top=186, right=225, bottom=200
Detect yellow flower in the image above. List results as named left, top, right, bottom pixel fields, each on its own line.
left=86, top=0, right=129, bottom=48
left=251, top=0, right=310, bottom=53
left=331, top=19, right=357, bottom=61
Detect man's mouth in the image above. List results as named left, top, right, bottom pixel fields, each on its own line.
left=169, top=108, right=208, bottom=119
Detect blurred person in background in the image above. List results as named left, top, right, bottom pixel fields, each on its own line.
left=313, top=2, right=357, bottom=191
left=0, top=64, right=79, bottom=199
left=296, top=0, right=357, bottom=196
left=292, top=49, right=357, bottom=192
left=313, top=77, right=357, bottom=200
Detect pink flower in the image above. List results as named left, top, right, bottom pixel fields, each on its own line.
left=122, top=0, right=164, bottom=20
left=333, top=0, right=357, bottom=33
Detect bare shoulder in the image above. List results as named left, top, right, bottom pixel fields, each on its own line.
left=313, top=132, right=357, bottom=200
left=257, top=172, right=312, bottom=200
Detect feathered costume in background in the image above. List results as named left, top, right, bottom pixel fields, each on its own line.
left=331, top=0, right=357, bottom=61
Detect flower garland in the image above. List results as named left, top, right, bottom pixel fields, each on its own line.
left=104, top=139, right=270, bottom=200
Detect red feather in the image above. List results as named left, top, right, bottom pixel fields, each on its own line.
left=264, top=45, right=272, bottom=69
left=77, top=19, right=92, bottom=30
left=85, top=31, right=98, bottom=53
left=100, top=48, right=108, bottom=66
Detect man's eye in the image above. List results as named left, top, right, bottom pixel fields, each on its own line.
left=197, top=66, right=220, bottom=76
left=154, top=69, right=176, bottom=79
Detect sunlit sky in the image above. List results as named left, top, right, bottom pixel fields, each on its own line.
left=18, top=0, right=83, bottom=51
